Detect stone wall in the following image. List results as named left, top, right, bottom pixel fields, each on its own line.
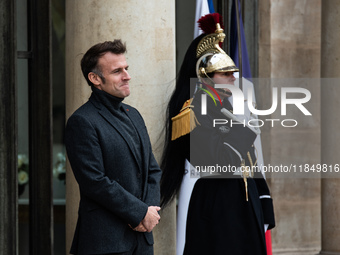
left=259, top=1, right=322, bottom=254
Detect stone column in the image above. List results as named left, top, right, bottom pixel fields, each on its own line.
left=65, top=1, right=176, bottom=254
left=320, top=1, right=340, bottom=254
left=258, top=1, right=322, bottom=254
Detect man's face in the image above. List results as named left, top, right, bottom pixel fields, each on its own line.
left=212, top=71, right=236, bottom=98
left=91, top=52, right=131, bottom=98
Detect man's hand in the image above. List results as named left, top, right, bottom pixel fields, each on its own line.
left=129, top=222, right=147, bottom=232
left=141, top=206, right=161, bottom=232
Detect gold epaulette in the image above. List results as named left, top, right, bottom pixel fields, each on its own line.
left=171, top=99, right=200, bottom=141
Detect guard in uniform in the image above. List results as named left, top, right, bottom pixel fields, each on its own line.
left=161, top=13, right=275, bottom=255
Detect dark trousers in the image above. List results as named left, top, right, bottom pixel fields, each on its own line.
left=96, top=232, right=153, bottom=255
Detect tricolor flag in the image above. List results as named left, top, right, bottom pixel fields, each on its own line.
left=230, top=0, right=252, bottom=79
left=177, top=2, right=216, bottom=255
left=230, top=1, right=273, bottom=255
left=194, top=0, right=215, bottom=38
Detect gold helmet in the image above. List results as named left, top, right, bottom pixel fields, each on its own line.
left=171, top=13, right=238, bottom=141
left=196, top=15, right=239, bottom=80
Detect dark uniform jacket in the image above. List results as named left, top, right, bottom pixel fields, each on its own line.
left=65, top=88, right=161, bottom=254
left=184, top=91, right=275, bottom=255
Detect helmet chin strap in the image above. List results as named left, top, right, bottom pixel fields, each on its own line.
left=196, top=53, right=234, bottom=98
left=199, top=67, right=215, bottom=87
left=199, top=68, right=233, bottom=98
left=196, top=52, right=214, bottom=83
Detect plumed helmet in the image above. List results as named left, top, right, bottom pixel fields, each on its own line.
left=196, top=14, right=239, bottom=79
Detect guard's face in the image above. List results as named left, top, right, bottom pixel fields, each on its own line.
left=90, top=52, right=131, bottom=98
left=212, top=71, right=236, bottom=98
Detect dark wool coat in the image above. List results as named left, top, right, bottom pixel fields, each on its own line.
left=65, top=90, right=161, bottom=255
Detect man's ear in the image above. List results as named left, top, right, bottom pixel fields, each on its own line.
left=88, top=72, right=101, bottom=86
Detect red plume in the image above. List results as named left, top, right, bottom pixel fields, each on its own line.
left=198, top=13, right=224, bottom=34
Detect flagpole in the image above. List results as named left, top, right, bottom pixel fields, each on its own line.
left=234, top=0, right=243, bottom=90
left=217, top=0, right=224, bottom=50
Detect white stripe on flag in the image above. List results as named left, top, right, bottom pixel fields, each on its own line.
left=194, top=0, right=210, bottom=38
left=177, top=2, right=213, bottom=254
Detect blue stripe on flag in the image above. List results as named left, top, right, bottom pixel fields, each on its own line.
left=208, top=0, right=215, bottom=13
left=230, top=0, right=252, bottom=79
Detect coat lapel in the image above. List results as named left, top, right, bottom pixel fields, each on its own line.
left=122, top=104, right=152, bottom=200
left=122, top=104, right=148, bottom=169
left=91, top=96, right=143, bottom=171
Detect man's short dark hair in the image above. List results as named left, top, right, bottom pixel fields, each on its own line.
left=81, top=40, right=127, bottom=86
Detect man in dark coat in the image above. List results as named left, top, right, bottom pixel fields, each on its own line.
left=65, top=40, right=162, bottom=255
